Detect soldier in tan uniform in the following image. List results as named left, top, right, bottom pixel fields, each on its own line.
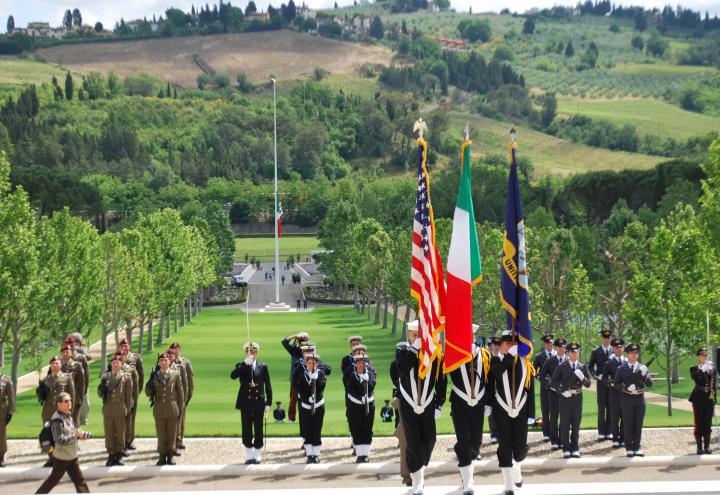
left=169, top=342, right=193, bottom=451
left=0, top=357, right=16, bottom=467
left=37, top=356, right=75, bottom=467
left=60, top=345, right=85, bottom=427
left=118, top=338, right=143, bottom=451
left=145, top=352, right=185, bottom=465
left=99, top=353, right=134, bottom=466
left=64, top=336, right=90, bottom=424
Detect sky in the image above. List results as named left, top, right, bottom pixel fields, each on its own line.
left=2, top=0, right=720, bottom=32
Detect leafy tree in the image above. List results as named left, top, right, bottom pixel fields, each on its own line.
left=107, top=71, right=122, bottom=98
left=72, top=8, right=82, bottom=27
left=82, top=71, right=106, bottom=99
left=94, top=22, right=103, bottom=32
left=631, top=34, right=644, bottom=50
left=212, top=72, right=230, bottom=88
left=565, top=40, right=574, bottom=57
left=541, top=92, right=557, bottom=127
left=522, top=17, right=535, bottom=35
left=286, top=0, right=297, bottom=21
left=492, top=44, right=514, bottom=62
left=369, top=15, right=384, bottom=40
left=64, top=72, right=74, bottom=101
left=236, top=72, right=253, bottom=92
left=634, top=10, right=647, bottom=31
left=165, top=8, right=187, bottom=28
left=245, top=1, right=257, bottom=15
left=7, top=15, right=14, bottom=32
left=302, top=17, right=317, bottom=31
left=63, top=9, right=73, bottom=29
left=459, top=19, right=491, bottom=43
left=646, top=32, right=669, bottom=57
left=197, top=73, right=210, bottom=89
left=318, top=21, right=342, bottom=38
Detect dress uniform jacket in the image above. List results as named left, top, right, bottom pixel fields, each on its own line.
left=343, top=364, right=377, bottom=447
left=98, top=371, right=133, bottom=455
left=550, top=360, right=591, bottom=453
left=38, top=372, right=76, bottom=423
left=689, top=364, right=716, bottom=437
left=61, top=359, right=86, bottom=426
left=588, top=345, right=612, bottom=437
left=293, top=366, right=327, bottom=448
left=539, top=354, right=564, bottom=446
left=145, top=369, right=184, bottom=456
left=395, top=342, right=447, bottom=474
left=613, top=362, right=652, bottom=453
left=490, top=352, right=534, bottom=468
left=174, top=357, right=193, bottom=445
left=0, top=374, right=16, bottom=461
left=532, top=349, right=554, bottom=439
left=449, top=347, right=493, bottom=467
left=601, top=355, right=626, bottom=444
left=231, top=360, right=272, bottom=449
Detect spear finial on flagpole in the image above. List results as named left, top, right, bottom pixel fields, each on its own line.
left=510, top=127, right=517, bottom=143
left=413, top=117, right=427, bottom=139
left=464, top=123, right=470, bottom=142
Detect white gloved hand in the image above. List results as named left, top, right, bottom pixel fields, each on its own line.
left=562, top=390, right=572, bottom=398
left=484, top=405, right=493, bottom=417
left=264, top=405, right=270, bottom=414
left=597, top=374, right=603, bottom=381
left=297, top=332, right=309, bottom=340
left=700, top=362, right=709, bottom=372
left=434, top=408, right=441, bottom=420
left=639, top=365, right=648, bottom=376
left=244, top=357, right=254, bottom=365
left=627, top=384, right=636, bottom=392
left=361, top=373, right=369, bottom=381
left=508, top=345, right=518, bottom=356
left=527, top=417, right=535, bottom=425
left=574, top=369, right=585, bottom=381
left=412, top=338, right=422, bottom=350
left=309, top=371, right=319, bottom=380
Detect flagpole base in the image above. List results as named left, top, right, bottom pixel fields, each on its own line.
left=262, top=302, right=292, bottom=312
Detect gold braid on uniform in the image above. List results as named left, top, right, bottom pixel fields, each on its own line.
left=480, top=347, right=491, bottom=380
left=525, top=356, right=536, bottom=389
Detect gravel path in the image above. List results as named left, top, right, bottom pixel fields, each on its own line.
left=4, top=428, right=706, bottom=467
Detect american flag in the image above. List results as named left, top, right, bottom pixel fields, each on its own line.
left=410, top=139, right=446, bottom=379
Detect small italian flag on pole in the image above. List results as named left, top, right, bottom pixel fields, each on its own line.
left=276, top=192, right=283, bottom=237
left=444, top=132, right=482, bottom=373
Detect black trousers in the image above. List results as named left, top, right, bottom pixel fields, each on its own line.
left=399, top=401, right=436, bottom=473
left=548, top=391, right=560, bottom=445
left=488, top=413, right=498, bottom=439
left=347, top=402, right=375, bottom=445
left=539, top=385, right=550, bottom=438
left=620, top=394, right=645, bottom=451
left=692, top=398, right=714, bottom=437
left=35, top=457, right=89, bottom=493
left=451, top=401, right=484, bottom=467
left=299, top=405, right=324, bottom=446
left=241, top=402, right=265, bottom=448
left=559, top=394, right=582, bottom=452
left=493, top=406, right=528, bottom=468
left=596, top=381, right=611, bottom=436
left=608, top=390, right=624, bottom=443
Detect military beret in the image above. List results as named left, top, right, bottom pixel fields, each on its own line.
left=118, top=338, right=129, bottom=347
left=554, top=338, right=567, bottom=348
left=111, top=354, right=123, bottom=362
left=600, top=330, right=613, bottom=338
left=49, top=355, right=60, bottom=364
left=64, top=336, right=74, bottom=344
left=157, top=352, right=171, bottom=360
left=611, top=338, right=625, bottom=347
left=624, top=343, right=640, bottom=353
left=697, top=348, right=709, bottom=356
left=348, top=335, right=363, bottom=343
left=541, top=334, right=554, bottom=343
left=567, top=342, right=580, bottom=352
left=60, top=344, right=71, bottom=352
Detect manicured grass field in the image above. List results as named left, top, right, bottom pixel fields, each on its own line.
left=450, top=113, right=662, bottom=176
left=8, top=307, right=694, bottom=438
left=234, top=236, right=320, bottom=262
left=557, top=97, right=720, bottom=141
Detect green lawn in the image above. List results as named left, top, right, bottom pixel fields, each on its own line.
left=450, top=113, right=662, bottom=176
left=8, top=307, right=694, bottom=438
left=557, top=97, right=720, bottom=141
left=235, top=236, right=320, bottom=262
left=0, top=55, right=75, bottom=85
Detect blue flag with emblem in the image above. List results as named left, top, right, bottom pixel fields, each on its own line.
left=500, top=136, right=533, bottom=358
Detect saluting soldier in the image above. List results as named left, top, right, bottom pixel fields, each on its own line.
left=395, top=320, right=447, bottom=495
left=231, top=341, right=272, bottom=464
left=343, top=343, right=368, bottom=454
left=532, top=334, right=555, bottom=442
left=487, top=336, right=502, bottom=445
left=601, top=337, right=626, bottom=448
left=98, top=353, right=133, bottom=466
left=690, top=348, right=715, bottom=455
left=588, top=329, right=613, bottom=441
left=293, top=351, right=327, bottom=463
left=613, top=343, right=652, bottom=457
left=341, top=336, right=364, bottom=373
left=145, top=352, right=185, bottom=466
left=64, top=336, right=89, bottom=423
left=491, top=332, right=535, bottom=495
left=118, top=338, right=143, bottom=451
left=169, top=342, right=193, bottom=451
left=551, top=343, right=591, bottom=458
left=37, top=356, right=75, bottom=467
left=59, top=345, right=86, bottom=428
left=390, top=358, right=411, bottom=487
left=448, top=324, right=494, bottom=495
left=282, top=332, right=309, bottom=423
left=0, top=357, right=16, bottom=468
left=344, top=351, right=376, bottom=463
left=539, top=338, right=566, bottom=450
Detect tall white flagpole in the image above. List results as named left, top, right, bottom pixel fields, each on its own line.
left=272, top=77, right=280, bottom=304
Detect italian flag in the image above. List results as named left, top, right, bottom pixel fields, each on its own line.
left=444, top=140, right=482, bottom=373
left=276, top=193, right=283, bottom=237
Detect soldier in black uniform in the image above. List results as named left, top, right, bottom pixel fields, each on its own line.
left=532, top=334, right=554, bottom=442
left=588, top=329, right=613, bottom=441
left=282, top=332, right=309, bottom=423
left=539, top=338, right=566, bottom=450
left=601, top=337, right=626, bottom=448
left=551, top=343, right=591, bottom=458
left=344, top=351, right=376, bottom=462
left=689, top=348, right=715, bottom=455
left=341, top=336, right=364, bottom=372
left=491, top=332, right=534, bottom=495
left=396, top=320, right=447, bottom=495
left=231, top=342, right=272, bottom=464
left=487, top=336, right=502, bottom=445
left=448, top=325, right=494, bottom=495
left=293, top=351, right=327, bottom=463
left=613, top=343, right=652, bottom=457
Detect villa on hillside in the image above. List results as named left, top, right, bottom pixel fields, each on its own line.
left=12, top=22, right=68, bottom=38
